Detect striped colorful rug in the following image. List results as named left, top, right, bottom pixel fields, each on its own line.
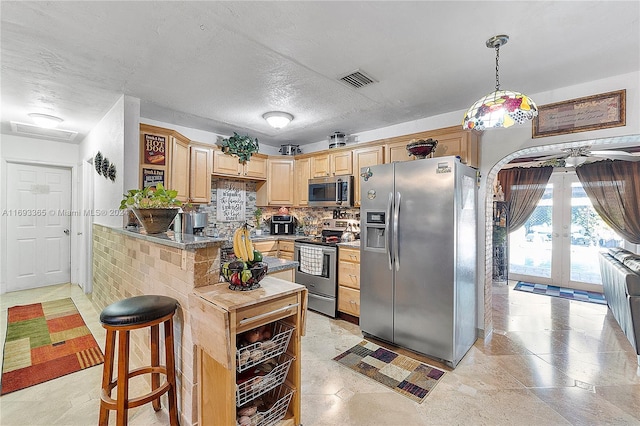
left=333, top=340, right=445, bottom=403
left=1, top=298, right=104, bottom=395
left=514, top=282, right=607, bottom=305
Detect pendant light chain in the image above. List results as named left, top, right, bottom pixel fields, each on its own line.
left=495, top=44, right=501, bottom=91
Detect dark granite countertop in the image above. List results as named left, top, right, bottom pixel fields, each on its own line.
left=110, top=226, right=226, bottom=250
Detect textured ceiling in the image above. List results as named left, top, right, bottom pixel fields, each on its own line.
left=1, top=1, right=639, bottom=147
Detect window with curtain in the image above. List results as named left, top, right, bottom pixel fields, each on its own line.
left=497, top=166, right=553, bottom=232
left=575, top=160, right=640, bottom=244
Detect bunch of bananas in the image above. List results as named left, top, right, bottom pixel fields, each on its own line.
left=233, top=225, right=254, bottom=262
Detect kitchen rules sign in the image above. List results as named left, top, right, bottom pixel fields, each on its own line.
left=216, top=181, right=246, bottom=222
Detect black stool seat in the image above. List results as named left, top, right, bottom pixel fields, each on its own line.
left=100, top=295, right=178, bottom=326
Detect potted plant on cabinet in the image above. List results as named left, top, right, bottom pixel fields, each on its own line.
left=219, top=132, right=259, bottom=163
left=119, top=184, right=182, bottom=234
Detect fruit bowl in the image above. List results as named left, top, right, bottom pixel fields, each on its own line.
left=221, top=261, right=269, bottom=291
left=406, top=138, right=438, bottom=159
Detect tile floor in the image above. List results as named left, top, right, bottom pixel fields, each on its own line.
left=1, top=281, right=640, bottom=425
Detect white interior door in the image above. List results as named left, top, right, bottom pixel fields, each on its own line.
left=6, top=163, right=72, bottom=292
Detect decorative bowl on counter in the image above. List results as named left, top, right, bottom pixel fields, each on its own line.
left=406, top=138, right=438, bottom=159
left=221, top=261, right=268, bottom=291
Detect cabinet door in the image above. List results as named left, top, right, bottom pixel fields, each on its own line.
left=169, top=135, right=190, bottom=202
left=331, top=151, right=353, bottom=175
left=310, top=153, right=330, bottom=178
left=432, top=130, right=479, bottom=168
left=294, top=157, right=311, bottom=206
left=353, top=146, right=384, bottom=206
left=244, top=156, right=267, bottom=180
left=385, top=140, right=415, bottom=164
left=213, top=149, right=242, bottom=176
left=189, top=144, right=212, bottom=203
left=267, top=159, right=294, bottom=205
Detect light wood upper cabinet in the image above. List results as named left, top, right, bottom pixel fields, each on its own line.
left=353, top=145, right=384, bottom=206
left=243, top=155, right=267, bottom=179
left=212, top=149, right=242, bottom=176
left=294, top=157, right=311, bottom=207
left=310, top=153, right=330, bottom=178
left=256, top=158, right=294, bottom=206
left=382, top=126, right=479, bottom=168
left=189, top=143, right=213, bottom=204
left=432, top=129, right=479, bottom=168
left=169, top=134, right=190, bottom=203
left=385, top=140, right=415, bottom=164
left=332, top=151, right=353, bottom=175
left=310, top=151, right=353, bottom=177
left=212, top=150, right=267, bottom=180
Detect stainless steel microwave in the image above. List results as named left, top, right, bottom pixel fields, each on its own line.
left=308, top=175, right=354, bottom=207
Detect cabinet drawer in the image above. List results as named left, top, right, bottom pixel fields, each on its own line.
left=235, top=294, right=299, bottom=333
left=338, top=261, right=360, bottom=289
left=338, top=286, right=360, bottom=317
left=279, top=240, right=295, bottom=252
left=338, top=248, right=360, bottom=263
left=278, top=252, right=295, bottom=261
left=253, top=240, right=278, bottom=252
left=263, top=250, right=279, bottom=258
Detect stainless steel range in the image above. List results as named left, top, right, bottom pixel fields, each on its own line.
left=294, top=218, right=359, bottom=317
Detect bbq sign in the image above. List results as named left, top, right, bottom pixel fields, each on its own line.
left=143, top=134, right=166, bottom=165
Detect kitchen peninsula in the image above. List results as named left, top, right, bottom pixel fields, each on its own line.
left=91, top=224, right=303, bottom=426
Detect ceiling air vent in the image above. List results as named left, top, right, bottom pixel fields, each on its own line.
left=339, top=69, right=377, bottom=89
left=10, top=122, right=78, bottom=142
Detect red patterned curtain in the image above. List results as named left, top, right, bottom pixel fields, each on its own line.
left=575, top=160, right=640, bottom=244
left=498, top=166, right=553, bottom=232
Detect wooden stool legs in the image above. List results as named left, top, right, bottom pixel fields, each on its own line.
left=98, top=313, right=178, bottom=426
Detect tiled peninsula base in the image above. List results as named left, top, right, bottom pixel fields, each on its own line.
left=92, top=224, right=224, bottom=426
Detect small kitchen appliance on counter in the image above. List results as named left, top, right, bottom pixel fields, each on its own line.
left=182, top=212, right=208, bottom=236
left=270, top=215, right=296, bottom=235
left=294, top=218, right=360, bottom=317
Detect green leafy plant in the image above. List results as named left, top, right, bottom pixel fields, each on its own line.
left=253, top=208, right=263, bottom=225
left=119, top=183, right=182, bottom=209
left=220, top=132, right=259, bottom=164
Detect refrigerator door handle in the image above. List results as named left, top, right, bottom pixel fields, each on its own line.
left=386, top=192, right=393, bottom=270
left=393, top=191, right=401, bottom=271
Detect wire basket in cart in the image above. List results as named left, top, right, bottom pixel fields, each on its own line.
left=236, top=384, right=295, bottom=426
left=236, top=321, right=295, bottom=373
left=236, top=353, right=294, bottom=407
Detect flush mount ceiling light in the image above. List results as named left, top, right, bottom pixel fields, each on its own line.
left=462, top=35, right=537, bottom=131
left=28, top=113, right=64, bottom=129
left=262, top=111, right=293, bottom=129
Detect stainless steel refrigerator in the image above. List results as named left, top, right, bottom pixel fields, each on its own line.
left=359, top=156, right=477, bottom=368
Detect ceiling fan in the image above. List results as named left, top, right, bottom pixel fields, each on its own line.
left=535, top=146, right=640, bottom=167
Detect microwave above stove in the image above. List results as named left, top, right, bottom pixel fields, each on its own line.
left=308, top=175, right=353, bottom=207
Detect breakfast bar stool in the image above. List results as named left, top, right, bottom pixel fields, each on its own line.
left=98, top=295, right=179, bottom=426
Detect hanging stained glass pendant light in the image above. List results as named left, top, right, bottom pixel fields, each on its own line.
left=462, top=35, right=537, bottom=131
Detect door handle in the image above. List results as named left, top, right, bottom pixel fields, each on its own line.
left=386, top=192, right=393, bottom=270
left=393, top=192, right=401, bottom=271
left=63, top=229, right=70, bottom=236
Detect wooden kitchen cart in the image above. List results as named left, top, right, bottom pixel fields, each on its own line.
left=189, top=277, right=307, bottom=426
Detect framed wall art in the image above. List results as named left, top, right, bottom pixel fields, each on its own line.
left=532, top=89, right=625, bottom=138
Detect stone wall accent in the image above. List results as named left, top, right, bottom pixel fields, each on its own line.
left=92, top=224, right=222, bottom=426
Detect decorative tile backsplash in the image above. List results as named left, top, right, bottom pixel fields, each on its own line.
left=197, top=177, right=359, bottom=240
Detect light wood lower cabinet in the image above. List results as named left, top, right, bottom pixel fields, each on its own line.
left=278, top=240, right=295, bottom=260
left=190, top=281, right=306, bottom=426
left=253, top=240, right=279, bottom=258
left=337, top=246, right=361, bottom=317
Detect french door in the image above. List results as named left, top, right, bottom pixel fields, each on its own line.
left=509, top=170, right=620, bottom=292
